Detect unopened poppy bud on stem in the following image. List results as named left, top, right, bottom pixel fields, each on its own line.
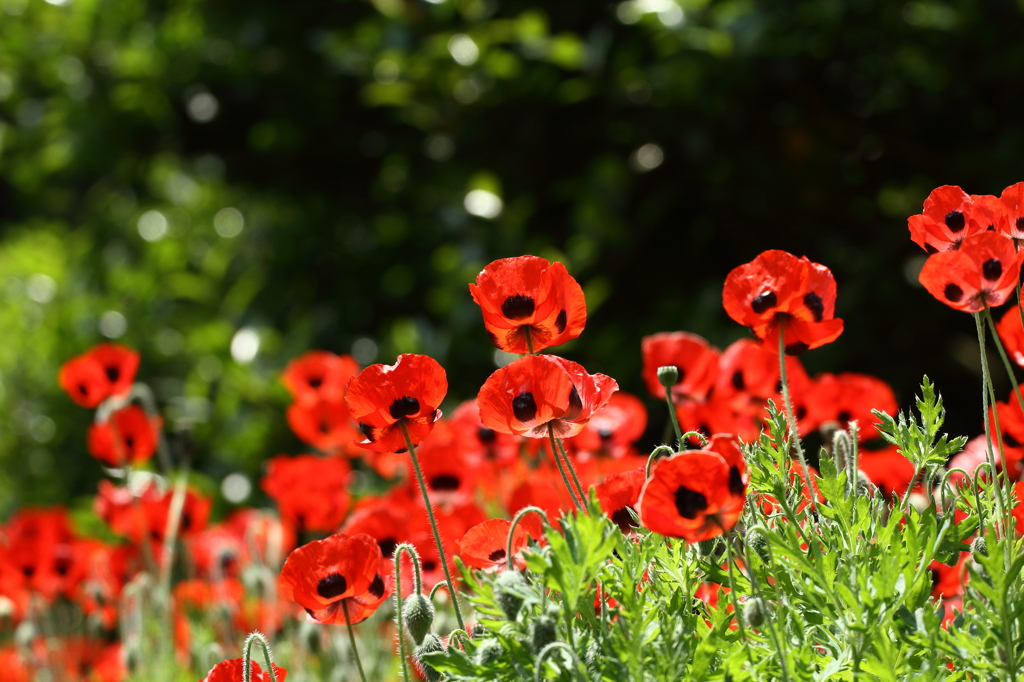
left=403, top=593, right=435, bottom=645
left=657, top=365, right=679, bottom=389
left=971, top=536, right=988, bottom=558
left=743, top=597, right=768, bottom=627
left=414, top=633, right=444, bottom=682
left=494, top=570, right=527, bottom=621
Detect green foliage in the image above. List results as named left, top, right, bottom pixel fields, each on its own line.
left=420, top=379, right=1022, bottom=681
left=873, top=376, right=967, bottom=483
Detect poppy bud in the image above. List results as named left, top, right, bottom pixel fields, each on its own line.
left=745, top=526, right=771, bottom=563
left=403, top=593, right=435, bottom=645
left=657, top=365, right=679, bottom=389
left=474, top=638, right=503, bottom=665
left=742, top=597, right=767, bottom=627
left=494, top=570, right=528, bottom=621
left=414, top=633, right=445, bottom=682
left=471, top=622, right=487, bottom=638
left=530, top=614, right=557, bottom=654
left=971, top=536, right=988, bottom=558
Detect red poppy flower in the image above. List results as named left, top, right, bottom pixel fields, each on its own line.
left=805, top=373, right=897, bottom=439
left=279, top=532, right=389, bottom=625
left=449, top=400, right=520, bottom=466
left=995, top=307, right=1024, bottom=369
left=95, top=480, right=211, bottom=545
left=87, top=405, right=162, bottom=466
left=907, top=185, right=988, bottom=253
left=640, top=332, right=719, bottom=401
left=199, top=658, right=288, bottom=682
left=1001, top=182, right=1024, bottom=240
left=638, top=447, right=746, bottom=542
left=919, top=232, right=1024, bottom=312
left=281, top=351, right=360, bottom=406
left=458, top=516, right=542, bottom=571
left=469, top=255, right=587, bottom=354
left=414, top=428, right=478, bottom=506
left=856, top=446, right=916, bottom=498
left=344, top=354, right=446, bottom=453
left=566, top=392, right=647, bottom=460
left=477, top=354, right=618, bottom=439
left=262, top=455, right=351, bottom=532
left=3, top=507, right=79, bottom=600
left=286, top=398, right=362, bottom=455
left=58, top=343, right=140, bottom=408
left=723, top=250, right=844, bottom=354
left=595, top=468, right=646, bottom=532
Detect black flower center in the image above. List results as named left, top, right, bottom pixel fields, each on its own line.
left=389, top=396, right=420, bottom=419
left=308, top=377, right=323, bottom=389
left=731, top=370, right=745, bottom=391
left=944, top=284, right=964, bottom=303
left=838, top=410, right=852, bottom=423
left=105, top=366, right=120, bottom=383
left=317, top=573, right=348, bottom=600
left=501, top=294, right=536, bottom=320
left=674, top=485, right=708, bottom=519
left=487, top=549, right=507, bottom=562
left=611, top=507, right=637, bottom=532
left=477, top=426, right=497, bottom=444
left=430, top=475, right=461, bottom=491
left=378, top=538, right=398, bottom=558
left=512, top=391, right=537, bottom=423
left=983, top=258, right=1002, bottom=281
left=751, top=290, right=777, bottom=314
left=945, top=210, right=965, bottom=233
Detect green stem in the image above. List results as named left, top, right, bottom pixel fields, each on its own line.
left=985, top=306, right=1024, bottom=420
left=342, top=600, right=369, bottom=682
left=777, top=318, right=819, bottom=512
left=664, top=390, right=683, bottom=449
left=242, top=632, right=278, bottom=682
left=506, top=506, right=547, bottom=571
left=738, top=534, right=791, bottom=682
left=646, top=445, right=674, bottom=478
left=393, top=543, right=423, bottom=682
left=974, top=313, right=1008, bottom=533
left=534, top=642, right=584, bottom=682
left=400, top=420, right=466, bottom=631
left=547, top=424, right=583, bottom=510
left=553, top=430, right=588, bottom=507
left=525, top=326, right=535, bottom=355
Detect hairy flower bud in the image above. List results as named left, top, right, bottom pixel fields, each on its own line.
left=531, top=614, right=557, bottom=654
left=474, top=638, right=503, bottom=665
left=494, top=570, right=528, bottom=621
left=414, top=633, right=444, bottom=682
left=743, top=597, right=767, bottom=627
left=403, top=593, right=435, bottom=645
left=745, top=526, right=771, bottom=563
left=971, top=535, right=988, bottom=558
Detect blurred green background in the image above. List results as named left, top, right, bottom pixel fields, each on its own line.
left=2, top=0, right=1023, bottom=514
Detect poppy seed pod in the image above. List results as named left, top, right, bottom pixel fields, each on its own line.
left=530, top=614, right=557, bottom=654
left=474, top=638, right=503, bottom=665
left=414, top=634, right=445, bottom=682
left=657, top=365, right=679, bottom=389
left=494, top=570, right=528, bottom=621
left=743, top=597, right=767, bottom=627
left=403, top=593, right=435, bottom=645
